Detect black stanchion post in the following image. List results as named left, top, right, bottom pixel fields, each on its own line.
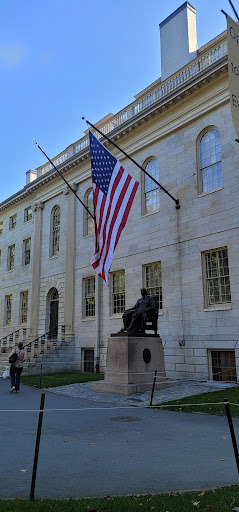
left=39, top=362, right=42, bottom=389
left=224, top=398, right=239, bottom=474
left=30, top=393, right=45, bottom=500
left=150, top=370, right=157, bottom=407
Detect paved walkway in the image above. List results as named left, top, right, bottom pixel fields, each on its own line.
left=45, top=379, right=236, bottom=406
left=1, top=377, right=238, bottom=499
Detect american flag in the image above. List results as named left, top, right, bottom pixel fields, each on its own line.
left=89, top=131, right=139, bottom=284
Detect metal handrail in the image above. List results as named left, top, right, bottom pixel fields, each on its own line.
left=0, top=327, right=29, bottom=347
left=23, top=325, right=66, bottom=349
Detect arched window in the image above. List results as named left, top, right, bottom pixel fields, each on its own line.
left=51, top=206, right=60, bottom=257
left=199, top=128, right=223, bottom=194
left=143, top=158, right=160, bottom=215
left=84, top=189, right=94, bottom=236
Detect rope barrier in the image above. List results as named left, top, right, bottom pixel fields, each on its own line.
left=0, top=401, right=229, bottom=413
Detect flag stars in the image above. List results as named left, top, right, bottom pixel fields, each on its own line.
left=89, top=132, right=118, bottom=195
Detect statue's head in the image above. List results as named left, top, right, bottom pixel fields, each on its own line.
left=141, top=288, right=148, bottom=297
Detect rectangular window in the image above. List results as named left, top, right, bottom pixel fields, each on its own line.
left=83, top=277, right=95, bottom=317
left=144, top=262, right=162, bottom=309
left=211, top=350, right=236, bottom=382
left=24, top=207, right=32, bottom=223
left=111, top=270, right=125, bottom=315
left=23, top=238, right=31, bottom=266
left=0, top=250, right=1, bottom=265
left=83, top=349, right=94, bottom=373
left=8, top=245, right=15, bottom=271
left=203, top=248, right=231, bottom=307
left=0, top=221, right=3, bottom=235
left=144, top=159, right=160, bottom=215
left=9, top=214, right=17, bottom=230
left=20, top=291, right=28, bottom=324
left=5, top=294, right=12, bottom=325
left=51, top=206, right=60, bottom=257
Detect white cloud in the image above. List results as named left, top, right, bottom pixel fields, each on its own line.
left=0, top=44, right=25, bottom=67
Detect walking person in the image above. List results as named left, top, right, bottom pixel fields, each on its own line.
left=9, top=342, right=26, bottom=393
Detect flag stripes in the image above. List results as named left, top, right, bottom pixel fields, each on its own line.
left=89, top=132, right=139, bottom=284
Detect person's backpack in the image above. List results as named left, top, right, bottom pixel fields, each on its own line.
left=9, top=350, right=17, bottom=364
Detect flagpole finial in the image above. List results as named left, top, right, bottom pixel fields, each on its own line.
left=82, top=117, right=85, bottom=120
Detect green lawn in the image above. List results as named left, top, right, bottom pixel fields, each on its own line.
left=0, top=486, right=239, bottom=511
left=158, top=386, right=239, bottom=416
left=21, top=372, right=104, bottom=389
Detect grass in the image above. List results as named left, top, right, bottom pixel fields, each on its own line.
left=21, top=372, right=104, bottom=389
left=158, top=385, right=239, bottom=416
left=0, top=486, right=239, bottom=511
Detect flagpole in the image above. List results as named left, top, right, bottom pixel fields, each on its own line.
left=82, top=118, right=180, bottom=209
left=228, top=0, right=239, bottom=21
left=35, top=143, right=94, bottom=220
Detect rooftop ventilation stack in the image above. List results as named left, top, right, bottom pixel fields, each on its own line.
left=159, top=2, right=198, bottom=82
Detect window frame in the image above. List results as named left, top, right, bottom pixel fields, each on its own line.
left=143, top=262, right=163, bottom=310
left=23, top=238, right=31, bottom=266
left=202, top=247, right=231, bottom=309
left=24, top=206, right=32, bottom=223
left=8, top=244, right=15, bottom=271
left=84, top=188, right=94, bottom=237
left=9, top=214, right=17, bottom=230
left=142, top=157, right=160, bottom=216
left=5, top=294, right=12, bottom=325
left=20, top=290, right=28, bottom=324
left=82, top=348, right=95, bottom=373
left=83, top=277, right=95, bottom=318
left=209, top=349, right=237, bottom=382
left=197, top=127, right=223, bottom=195
left=0, top=221, right=3, bottom=235
left=110, top=270, right=125, bottom=316
left=50, top=205, right=60, bottom=257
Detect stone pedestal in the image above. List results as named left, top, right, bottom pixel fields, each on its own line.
left=92, top=334, right=173, bottom=395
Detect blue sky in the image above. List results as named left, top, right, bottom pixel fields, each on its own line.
left=0, top=0, right=236, bottom=202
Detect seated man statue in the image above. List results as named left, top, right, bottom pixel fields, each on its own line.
left=120, top=288, right=157, bottom=334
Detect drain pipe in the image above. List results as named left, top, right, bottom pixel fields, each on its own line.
left=95, top=275, right=101, bottom=373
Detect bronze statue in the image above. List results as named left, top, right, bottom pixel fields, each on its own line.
left=120, top=288, right=158, bottom=334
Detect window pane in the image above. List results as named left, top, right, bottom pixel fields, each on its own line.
left=211, top=351, right=236, bottom=382
left=112, top=271, right=125, bottom=314
left=52, top=207, right=60, bottom=256
left=23, top=238, right=31, bottom=265
left=144, top=159, right=160, bottom=214
left=84, top=349, right=94, bottom=372
left=84, top=277, right=95, bottom=317
left=20, top=291, right=28, bottom=323
left=200, top=129, right=223, bottom=193
left=145, top=262, right=162, bottom=309
left=86, top=189, right=94, bottom=235
left=8, top=245, right=15, bottom=271
left=24, top=207, right=32, bottom=222
left=205, top=248, right=231, bottom=306
left=5, top=295, right=12, bottom=324
left=9, top=214, right=17, bottom=230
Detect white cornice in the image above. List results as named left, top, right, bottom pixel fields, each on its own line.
left=0, top=59, right=228, bottom=212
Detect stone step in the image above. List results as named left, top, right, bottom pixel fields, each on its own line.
left=0, top=339, right=76, bottom=376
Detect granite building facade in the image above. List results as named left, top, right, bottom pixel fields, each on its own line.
left=0, top=2, right=238, bottom=381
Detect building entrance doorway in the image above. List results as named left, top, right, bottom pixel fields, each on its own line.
left=49, top=289, right=59, bottom=338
